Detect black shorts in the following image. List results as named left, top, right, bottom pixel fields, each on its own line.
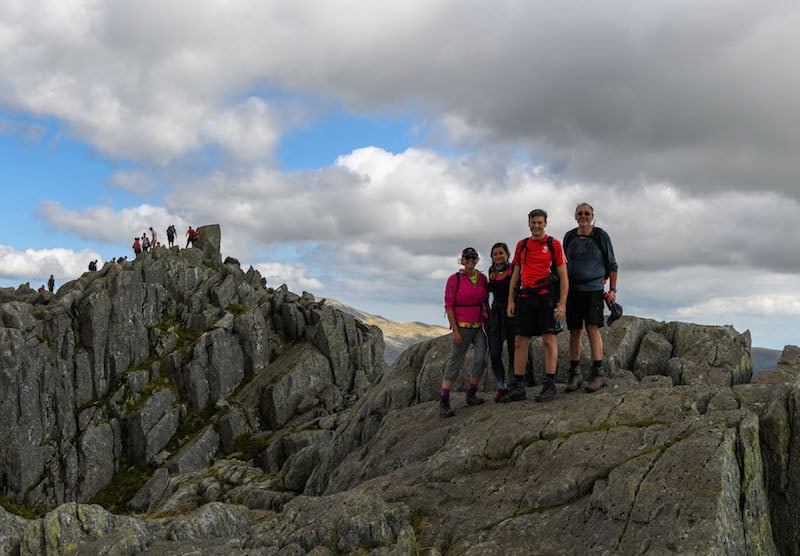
left=566, top=290, right=605, bottom=331
left=515, top=294, right=556, bottom=338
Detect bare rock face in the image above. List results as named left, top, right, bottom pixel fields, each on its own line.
left=3, top=226, right=800, bottom=554
left=0, top=225, right=383, bottom=513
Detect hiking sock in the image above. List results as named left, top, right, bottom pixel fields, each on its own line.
left=569, top=360, right=580, bottom=372
left=468, top=383, right=478, bottom=394
left=441, top=387, right=451, bottom=399
left=592, top=360, right=604, bottom=376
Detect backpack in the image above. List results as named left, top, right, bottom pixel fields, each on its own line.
left=563, top=227, right=611, bottom=280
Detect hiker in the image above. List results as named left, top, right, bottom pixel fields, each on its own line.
left=47, top=274, right=55, bottom=293
left=166, top=224, right=176, bottom=247
left=37, top=284, right=46, bottom=293
left=141, top=232, right=151, bottom=252
left=562, top=202, right=619, bottom=393
left=186, top=226, right=198, bottom=248
left=132, top=237, right=141, bottom=256
left=439, top=247, right=490, bottom=417
left=503, top=209, right=568, bottom=403
left=486, top=242, right=516, bottom=402
left=149, top=227, right=157, bottom=246
left=88, top=259, right=97, bottom=271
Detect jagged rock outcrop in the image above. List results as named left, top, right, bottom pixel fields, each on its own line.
left=3, top=226, right=800, bottom=554
left=0, top=226, right=383, bottom=512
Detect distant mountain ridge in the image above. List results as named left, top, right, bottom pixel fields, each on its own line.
left=752, top=346, right=781, bottom=372
left=323, top=298, right=449, bottom=364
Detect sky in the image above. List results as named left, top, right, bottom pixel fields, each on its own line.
left=1, top=1, right=799, bottom=350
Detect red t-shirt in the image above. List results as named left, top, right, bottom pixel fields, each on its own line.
left=512, top=235, right=566, bottom=291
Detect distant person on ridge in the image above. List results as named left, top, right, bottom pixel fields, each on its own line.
left=439, top=247, right=490, bottom=417
left=486, top=242, right=516, bottom=402
left=186, top=226, right=198, bottom=248
left=141, top=232, right=151, bottom=252
left=132, top=237, right=141, bottom=256
left=562, top=202, right=619, bottom=393
left=503, top=209, right=568, bottom=403
left=47, top=274, right=55, bottom=293
left=166, top=224, right=176, bottom=247
left=88, top=259, right=97, bottom=271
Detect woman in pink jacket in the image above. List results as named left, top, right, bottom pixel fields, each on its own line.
left=439, top=247, right=489, bottom=417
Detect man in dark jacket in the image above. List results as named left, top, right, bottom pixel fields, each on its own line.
left=562, top=203, right=619, bottom=393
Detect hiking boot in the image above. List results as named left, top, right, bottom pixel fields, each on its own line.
left=500, top=376, right=527, bottom=402
left=534, top=377, right=558, bottom=402
left=494, top=388, right=509, bottom=402
left=565, top=369, right=584, bottom=393
left=440, top=396, right=455, bottom=418
left=584, top=375, right=608, bottom=393
left=466, top=390, right=485, bottom=406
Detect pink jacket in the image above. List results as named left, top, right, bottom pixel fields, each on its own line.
left=444, top=271, right=489, bottom=323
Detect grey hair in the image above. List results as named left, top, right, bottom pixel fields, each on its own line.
left=575, top=202, right=594, bottom=214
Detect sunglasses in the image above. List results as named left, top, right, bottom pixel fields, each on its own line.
left=464, top=254, right=478, bottom=260
left=576, top=211, right=593, bottom=216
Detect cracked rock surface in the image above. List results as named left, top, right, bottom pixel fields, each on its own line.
left=1, top=226, right=799, bottom=554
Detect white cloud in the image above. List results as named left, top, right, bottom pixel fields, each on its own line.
left=0, top=244, right=100, bottom=282
left=1, top=1, right=798, bottom=197
left=254, top=262, right=323, bottom=293
left=107, top=170, right=157, bottom=195
left=676, top=295, right=800, bottom=319
left=36, top=201, right=186, bottom=244
left=4, top=1, right=800, bottom=351
left=201, top=97, right=281, bottom=161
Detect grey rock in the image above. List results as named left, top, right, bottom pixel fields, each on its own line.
left=128, top=467, right=170, bottom=511
left=778, top=344, right=800, bottom=367
left=0, top=505, right=25, bottom=556
left=261, top=344, right=335, bottom=429
left=127, top=387, right=179, bottom=465
left=4, top=224, right=800, bottom=554
left=217, top=409, right=250, bottom=454
left=167, top=426, right=220, bottom=475
left=633, top=330, right=674, bottom=381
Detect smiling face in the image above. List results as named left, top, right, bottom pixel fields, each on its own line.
left=491, top=245, right=509, bottom=266
left=528, top=215, right=547, bottom=239
left=575, top=203, right=594, bottom=229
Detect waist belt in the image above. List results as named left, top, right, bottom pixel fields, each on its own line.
left=457, top=322, right=482, bottom=329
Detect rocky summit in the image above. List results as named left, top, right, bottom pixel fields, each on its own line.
left=1, top=225, right=799, bottom=555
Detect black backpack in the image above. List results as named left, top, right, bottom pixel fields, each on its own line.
left=563, top=227, right=611, bottom=279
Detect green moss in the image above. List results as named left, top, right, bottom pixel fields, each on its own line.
left=149, top=315, right=205, bottom=348
left=234, top=434, right=274, bottom=461
left=227, top=303, right=249, bottom=316
left=89, top=461, right=155, bottom=514
left=175, top=327, right=205, bottom=350
left=0, top=492, right=37, bottom=519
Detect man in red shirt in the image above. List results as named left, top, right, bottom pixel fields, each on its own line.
left=503, top=209, right=569, bottom=402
